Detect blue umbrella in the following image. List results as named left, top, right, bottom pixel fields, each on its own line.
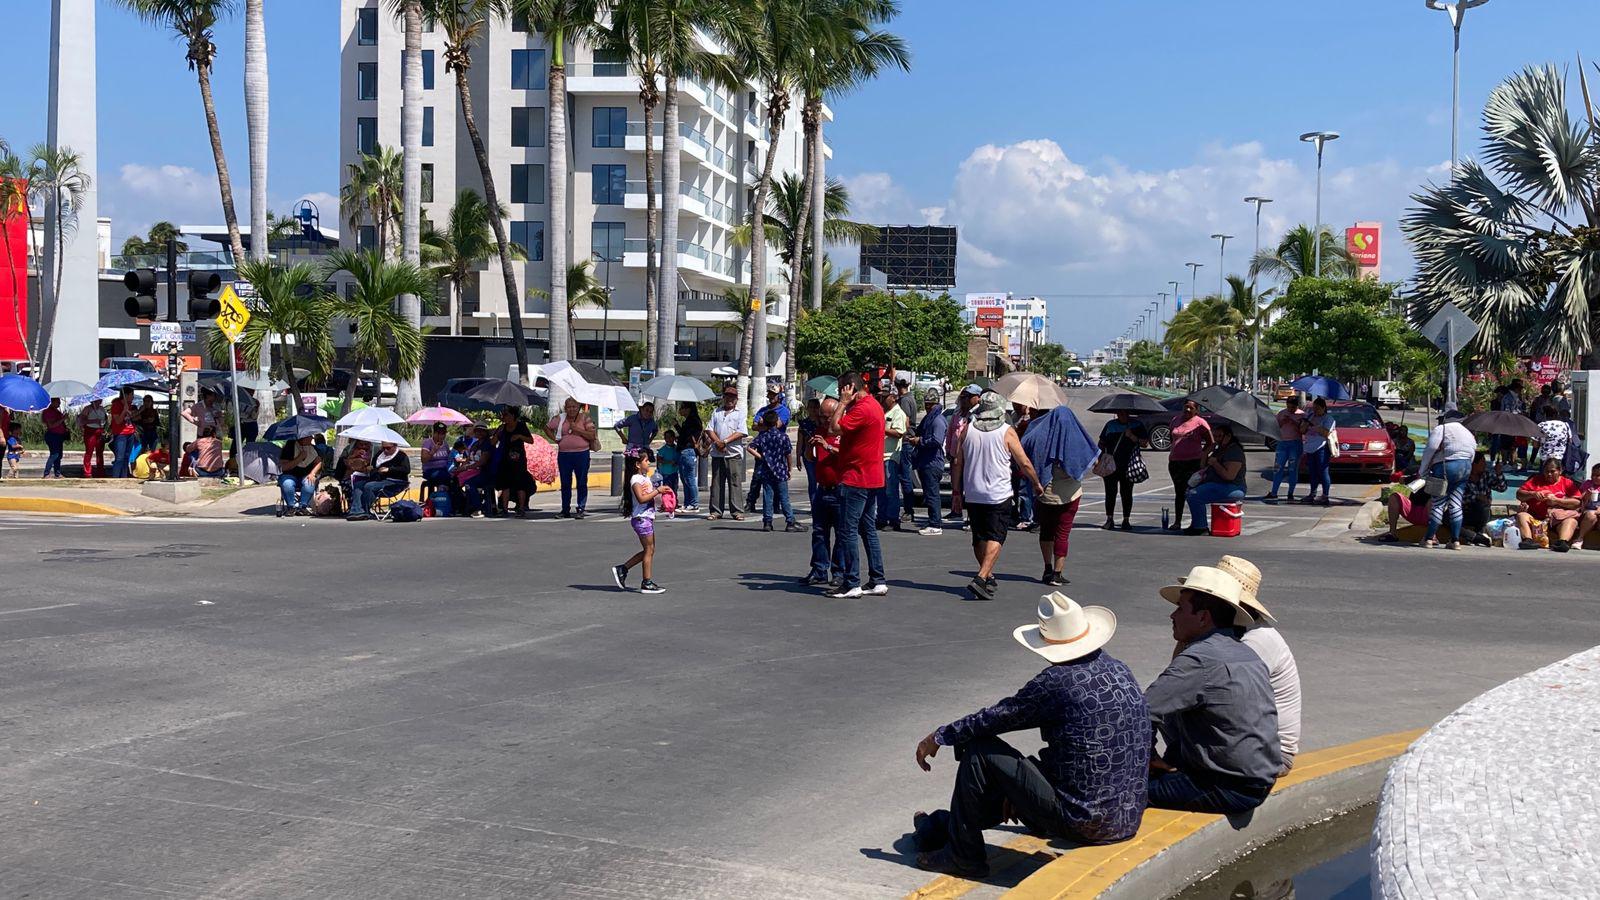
left=67, top=387, right=119, bottom=408
left=263, top=414, right=334, bottom=441
left=93, top=369, right=147, bottom=392
left=1289, top=375, right=1350, bottom=400
left=0, top=374, right=51, bottom=412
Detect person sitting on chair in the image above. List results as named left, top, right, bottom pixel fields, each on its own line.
left=278, top=435, right=324, bottom=516
left=420, top=423, right=455, bottom=500
left=193, top=427, right=227, bottom=478
left=347, top=441, right=410, bottom=521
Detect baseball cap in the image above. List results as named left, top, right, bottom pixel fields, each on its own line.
left=962, top=384, right=983, bottom=396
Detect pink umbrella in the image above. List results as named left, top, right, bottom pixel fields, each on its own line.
left=525, top=434, right=559, bottom=484
left=407, top=406, right=473, bottom=425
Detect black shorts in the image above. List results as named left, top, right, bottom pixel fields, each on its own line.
left=966, top=502, right=1014, bottom=546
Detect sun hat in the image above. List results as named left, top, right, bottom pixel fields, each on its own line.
left=1215, top=555, right=1273, bottom=623
left=971, top=390, right=1008, bottom=432
left=1013, top=592, right=1118, bottom=663
left=1159, top=565, right=1248, bottom=618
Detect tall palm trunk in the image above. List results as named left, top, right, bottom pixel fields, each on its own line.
left=546, top=35, right=570, bottom=365
left=245, top=0, right=276, bottom=427
left=657, top=75, right=681, bottom=375
left=38, top=199, right=69, bottom=376
left=784, top=97, right=821, bottom=400
left=808, top=97, right=825, bottom=313
left=641, top=83, right=659, bottom=369
left=455, top=66, right=531, bottom=384
left=396, top=0, right=424, bottom=413
left=738, top=117, right=781, bottom=416
left=196, top=62, right=246, bottom=264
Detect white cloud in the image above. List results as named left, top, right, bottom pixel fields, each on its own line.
left=839, top=140, right=1439, bottom=349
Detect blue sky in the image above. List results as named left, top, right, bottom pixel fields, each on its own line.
left=9, top=0, right=1600, bottom=350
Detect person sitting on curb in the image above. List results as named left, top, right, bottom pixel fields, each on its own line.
left=912, top=592, right=1149, bottom=878
left=1378, top=481, right=1433, bottom=543
left=1145, top=565, right=1281, bottom=813
left=1515, top=457, right=1585, bottom=551
left=1212, top=556, right=1301, bottom=775
left=950, top=391, right=1044, bottom=601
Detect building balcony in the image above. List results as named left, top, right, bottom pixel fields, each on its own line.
left=625, top=121, right=735, bottom=175
left=624, top=181, right=735, bottom=227
left=564, top=61, right=636, bottom=95
left=622, top=238, right=735, bottom=284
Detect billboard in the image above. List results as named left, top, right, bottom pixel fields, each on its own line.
left=975, top=307, right=1004, bottom=329
left=859, top=225, right=958, bottom=289
left=964, top=292, right=1007, bottom=311
left=1346, top=222, right=1381, bottom=277
left=1, top=178, right=27, bottom=361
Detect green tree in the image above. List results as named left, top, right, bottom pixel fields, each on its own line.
left=1028, top=342, right=1069, bottom=378
left=1248, top=223, right=1359, bottom=283
left=202, top=259, right=333, bottom=412
left=1405, top=64, right=1600, bottom=364
left=120, top=221, right=190, bottom=258
left=1126, top=339, right=1179, bottom=381
left=1260, top=277, right=1408, bottom=385
left=341, top=145, right=404, bottom=255
left=1165, top=297, right=1243, bottom=385
left=794, top=291, right=968, bottom=383
left=421, top=188, right=526, bottom=336
left=320, top=249, right=436, bottom=416
left=26, top=143, right=92, bottom=373
left=529, top=259, right=611, bottom=359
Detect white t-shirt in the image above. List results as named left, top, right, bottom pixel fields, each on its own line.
left=630, top=474, right=655, bottom=520
left=1240, top=624, right=1301, bottom=765
left=709, top=408, right=745, bottom=459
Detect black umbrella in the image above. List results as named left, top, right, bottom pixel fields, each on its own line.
left=263, top=414, right=333, bottom=441
left=1088, top=392, right=1168, bottom=414
left=1211, top=391, right=1279, bottom=438
left=563, top=360, right=623, bottom=388
left=463, top=378, right=544, bottom=407
left=1463, top=410, right=1544, bottom=440
left=1185, top=384, right=1245, bottom=411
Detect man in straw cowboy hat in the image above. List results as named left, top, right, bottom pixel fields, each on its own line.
left=911, top=593, right=1150, bottom=877
left=1145, top=565, right=1282, bottom=814
left=950, top=390, right=1044, bottom=601
left=1212, top=555, right=1300, bottom=774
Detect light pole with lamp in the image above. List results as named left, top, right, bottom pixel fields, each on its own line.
left=1299, top=131, right=1340, bottom=277
left=1210, top=233, right=1233, bottom=296
left=1156, top=292, right=1168, bottom=340
left=1244, top=195, right=1273, bottom=392
left=1425, top=0, right=1491, bottom=172
left=1185, top=262, right=1204, bottom=302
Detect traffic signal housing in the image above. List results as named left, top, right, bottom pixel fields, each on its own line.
left=187, top=271, right=222, bottom=319
left=123, top=268, right=158, bottom=319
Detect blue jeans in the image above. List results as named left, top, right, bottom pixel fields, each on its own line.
left=1187, top=481, right=1246, bottom=528
left=278, top=473, right=314, bottom=508
left=1269, top=439, right=1302, bottom=496
left=350, top=477, right=405, bottom=516
left=464, top=470, right=495, bottom=514
left=43, top=432, right=65, bottom=477
left=803, top=457, right=817, bottom=505
left=917, top=458, right=945, bottom=527
left=1016, top=477, right=1035, bottom=524
left=1147, top=770, right=1271, bottom=814
left=762, top=478, right=796, bottom=526
left=1304, top=445, right=1332, bottom=498
left=1424, top=458, right=1471, bottom=543
left=840, top=485, right=885, bottom=590
left=111, top=432, right=135, bottom=478
left=809, top=486, right=846, bottom=579
left=677, top=447, right=699, bottom=507
left=897, top=446, right=917, bottom=512
left=557, top=450, right=590, bottom=514
left=878, top=459, right=901, bottom=526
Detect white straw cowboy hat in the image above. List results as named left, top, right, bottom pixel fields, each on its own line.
left=1014, top=592, right=1118, bottom=663
left=1159, top=565, right=1249, bottom=619
left=1215, top=555, right=1274, bottom=624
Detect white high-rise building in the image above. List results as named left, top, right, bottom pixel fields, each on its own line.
left=339, top=2, right=826, bottom=375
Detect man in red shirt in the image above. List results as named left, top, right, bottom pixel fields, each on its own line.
left=1515, top=457, right=1584, bottom=551
left=801, top=396, right=847, bottom=588
left=828, top=372, right=887, bottom=598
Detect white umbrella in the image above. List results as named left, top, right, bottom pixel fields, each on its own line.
left=341, top=423, right=411, bottom=447
left=44, top=379, right=95, bottom=399
left=639, top=374, right=715, bottom=403
left=543, top=360, right=639, bottom=411
left=336, top=406, right=405, bottom=429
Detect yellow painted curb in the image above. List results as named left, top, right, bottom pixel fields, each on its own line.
left=906, top=728, right=1425, bottom=900
left=0, top=496, right=130, bottom=517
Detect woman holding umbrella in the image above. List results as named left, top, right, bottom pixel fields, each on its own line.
left=41, top=398, right=69, bottom=478
left=1096, top=410, right=1149, bottom=531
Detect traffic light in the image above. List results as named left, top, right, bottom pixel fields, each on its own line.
left=123, top=268, right=158, bottom=319
left=187, top=271, right=222, bottom=319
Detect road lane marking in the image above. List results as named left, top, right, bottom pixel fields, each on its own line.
left=0, top=603, right=80, bottom=616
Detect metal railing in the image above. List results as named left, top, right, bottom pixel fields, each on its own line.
left=109, top=250, right=237, bottom=272
left=625, top=120, right=734, bottom=173
left=623, top=180, right=733, bottom=225
left=564, top=61, right=633, bottom=78
left=622, top=238, right=734, bottom=278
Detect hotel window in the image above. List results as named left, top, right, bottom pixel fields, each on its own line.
left=511, top=107, right=545, bottom=147
left=422, top=49, right=435, bottom=89
left=421, top=107, right=434, bottom=146
left=357, top=7, right=377, bottom=45
left=358, top=226, right=377, bottom=250
left=592, top=222, right=625, bottom=263
left=592, top=107, right=626, bottom=148
left=592, top=165, right=626, bottom=205
left=511, top=164, right=545, bottom=205
left=511, top=221, right=545, bottom=262
left=356, top=117, right=377, bottom=155
left=594, top=49, right=627, bottom=77
left=357, top=62, right=378, bottom=100
left=511, top=49, right=547, bottom=90
left=421, top=164, right=434, bottom=203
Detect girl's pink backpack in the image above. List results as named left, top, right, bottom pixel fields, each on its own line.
left=658, top=486, right=678, bottom=517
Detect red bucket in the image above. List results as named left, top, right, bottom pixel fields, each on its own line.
left=1210, top=502, right=1243, bottom=538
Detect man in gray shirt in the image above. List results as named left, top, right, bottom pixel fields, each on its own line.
left=1144, top=565, right=1281, bottom=814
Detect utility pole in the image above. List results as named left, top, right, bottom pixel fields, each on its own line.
left=1244, top=196, right=1273, bottom=392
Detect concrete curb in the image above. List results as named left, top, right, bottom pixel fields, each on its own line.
left=0, top=496, right=130, bottom=517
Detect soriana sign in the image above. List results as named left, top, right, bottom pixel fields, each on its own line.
left=1346, top=222, right=1381, bottom=272
left=975, top=307, right=1004, bottom=329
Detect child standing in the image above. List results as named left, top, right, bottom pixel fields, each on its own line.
left=612, top=449, right=666, bottom=594
left=658, top=428, right=680, bottom=495
left=5, top=428, right=22, bottom=478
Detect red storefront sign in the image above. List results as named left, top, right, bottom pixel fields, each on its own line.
left=0, top=178, right=28, bottom=362
left=975, top=307, right=1004, bottom=329
left=1346, top=225, right=1380, bottom=268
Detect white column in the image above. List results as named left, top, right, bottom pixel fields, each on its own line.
left=45, top=0, right=99, bottom=384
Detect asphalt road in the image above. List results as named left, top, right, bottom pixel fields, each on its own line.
left=2, top=388, right=1595, bottom=899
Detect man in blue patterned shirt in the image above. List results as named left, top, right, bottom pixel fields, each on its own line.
left=912, top=593, right=1150, bottom=877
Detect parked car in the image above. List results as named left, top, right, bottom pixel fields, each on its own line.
left=1310, top=400, right=1395, bottom=478
left=1138, top=396, right=1277, bottom=452
left=101, top=356, right=161, bottom=379
left=366, top=370, right=397, bottom=405
left=301, top=368, right=378, bottom=403
left=1271, top=383, right=1297, bottom=403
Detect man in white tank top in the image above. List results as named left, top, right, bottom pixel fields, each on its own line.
left=950, top=391, right=1043, bottom=601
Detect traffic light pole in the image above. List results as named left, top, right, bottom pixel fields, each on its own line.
left=165, top=238, right=180, bottom=483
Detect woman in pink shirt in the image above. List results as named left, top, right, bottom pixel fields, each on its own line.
left=1165, top=400, right=1213, bottom=531
left=545, top=397, right=597, bottom=518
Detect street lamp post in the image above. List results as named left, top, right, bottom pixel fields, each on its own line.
left=1244, top=196, right=1273, bottom=392
left=1299, top=131, right=1340, bottom=277
left=1426, top=0, right=1491, bottom=172
left=1185, top=262, right=1204, bottom=302
left=1210, top=234, right=1234, bottom=296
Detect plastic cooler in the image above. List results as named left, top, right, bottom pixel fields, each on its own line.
left=1210, top=502, right=1243, bottom=537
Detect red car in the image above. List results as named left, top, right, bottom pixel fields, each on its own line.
left=1306, top=400, right=1395, bottom=478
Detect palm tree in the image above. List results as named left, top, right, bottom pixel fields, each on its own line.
left=530, top=259, right=610, bottom=358
left=421, top=188, right=526, bottom=336
left=732, top=174, right=876, bottom=267
left=390, top=0, right=427, bottom=415
left=341, top=145, right=405, bottom=255
left=202, top=259, right=333, bottom=411
left=1165, top=297, right=1243, bottom=386
left=1406, top=63, right=1600, bottom=364
left=0, top=149, right=32, bottom=370
left=422, top=0, right=534, bottom=384
left=244, top=0, right=275, bottom=429
left=116, top=0, right=246, bottom=265
left=26, top=143, right=91, bottom=374
left=1221, top=273, right=1279, bottom=390
left=516, top=0, right=603, bottom=369
left=321, top=249, right=436, bottom=416
left=1248, top=223, right=1358, bottom=284
left=804, top=256, right=854, bottom=309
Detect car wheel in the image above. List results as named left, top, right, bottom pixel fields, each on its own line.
left=1149, top=425, right=1173, bottom=452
